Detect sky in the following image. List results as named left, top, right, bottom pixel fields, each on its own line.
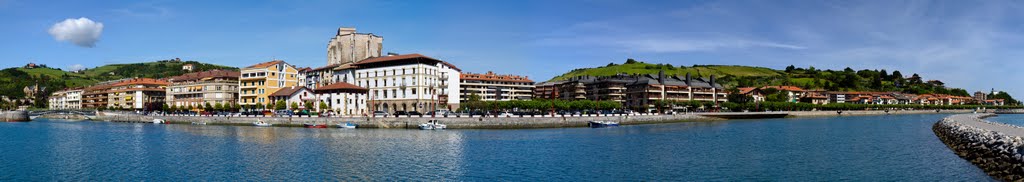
left=0, top=0, right=1022, bottom=96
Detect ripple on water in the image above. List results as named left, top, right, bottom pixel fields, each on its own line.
left=0, top=115, right=995, bottom=181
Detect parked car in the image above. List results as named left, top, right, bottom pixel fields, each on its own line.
left=407, top=111, right=423, bottom=116
left=426, top=110, right=452, bottom=116
left=497, top=112, right=514, bottom=117
left=372, top=111, right=390, bottom=117
left=394, top=111, right=409, bottom=116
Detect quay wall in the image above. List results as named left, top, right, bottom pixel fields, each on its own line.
left=933, top=113, right=1024, bottom=180
left=2, top=111, right=29, bottom=122
left=92, top=113, right=716, bottom=129
left=789, top=109, right=975, bottom=117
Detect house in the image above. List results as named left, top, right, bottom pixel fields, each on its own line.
left=314, top=82, right=368, bottom=116
left=268, top=86, right=315, bottom=110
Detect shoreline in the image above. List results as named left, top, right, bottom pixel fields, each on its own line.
left=83, top=109, right=978, bottom=129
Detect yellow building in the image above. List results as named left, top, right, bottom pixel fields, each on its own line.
left=239, top=60, right=300, bottom=110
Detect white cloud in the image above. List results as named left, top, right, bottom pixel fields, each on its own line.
left=68, top=64, right=85, bottom=72
left=48, top=17, right=104, bottom=48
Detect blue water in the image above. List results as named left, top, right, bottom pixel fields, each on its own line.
left=0, top=114, right=991, bottom=181
left=988, top=114, right=1024, bottom=127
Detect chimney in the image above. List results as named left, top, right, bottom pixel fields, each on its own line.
left=658, top=70, right=665, bottom=84
left=685, top=73, right=692, bottom=84
left=710, top=75, right=716, bottom=87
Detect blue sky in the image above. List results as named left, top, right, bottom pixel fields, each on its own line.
left=0, top=0, right=1021, bottom=96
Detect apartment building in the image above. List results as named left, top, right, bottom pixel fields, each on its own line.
left=239, top=60, right=300, bottom=110
left=348, top=54, right=461, bottom=113
left=106, top=78, right=168, bottom=110
left=165, top=70, right=240, bottom=109
left=459, top=71, right=534, bottom=101
left=48, top=88, right=83, bottom=109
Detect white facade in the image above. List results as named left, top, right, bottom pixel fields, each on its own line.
left=347, top=55, right=461, bottom=112
left=48, top=89, right=83, bottom=109
left=316, top=91, right=367, bottom=116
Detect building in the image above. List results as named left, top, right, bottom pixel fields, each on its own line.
left=82, top=84, right=111, bottom=109
left=302, top=64, right=339, bottom=89
left=459, top=71, right=534, bottom=101
left=239, top=60, right=301, bottom=110
left=348, top=54, right=461, bottom=113
left=182, top=64, right=194, bottom=72
left=106, top=78, right=168, bottom=110
left=165, top=70, right=240, bottom=110
left=268, top=86, right=316, bottom=110
left=533, top=72, right=726, bottom=111
left=974, top=91, right=988, bottom=102
left=327, top=27, right=383, bottom=65
left=314, top=82, right=369, bottom=116
left=48, top=88, right=83, bottom=110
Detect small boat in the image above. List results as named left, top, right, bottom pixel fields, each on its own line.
left=153, top=119, right=165, bottom=124
left=253, top=121, right=273, bottom=127
left=589, top=121, right=620, bottom=128
left=304, top=123, right=328, bottom=128
left=337, top=122, right=357, bottom=129
left=419, top=120, right=447, bottom=130
left=191, top=122, right=207, bottom=125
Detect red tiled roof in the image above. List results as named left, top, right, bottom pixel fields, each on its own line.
left=315, top=82, right=368, bottom=92
left=460, top=71, right=533, bottom=83
left=310, top=64, right=339, bottom=72
left=111, top=78, right=168, bottom=87
left=270, top=86, right=311, bottom=97
left=762, top=86, right=804, bottom=92
left=168, top=69, right=239, bottom=82
left=245, top=60, right=285, bottom=69
left=353, top=54, right=461, bottom=71
left=737, top=87, right=758, bottom=94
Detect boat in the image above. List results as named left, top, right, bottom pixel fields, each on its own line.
left=191, top=121, right=207, bottom=125
left=589, top=121, right=620, bottom=128
left=253, top=120, right=272, bottom=127
left=303, top=123, right=328, bottom=128
left=337, top=123, right=358, bottom=128
left=418, top=120, right=447, bottom=130
left=153, top=119, right=165, bottom=124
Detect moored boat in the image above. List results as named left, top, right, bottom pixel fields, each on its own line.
left=304, top=123, right=328, bottom=128
left=418, top=120, right=447, bottom=130
left=253, top=120, right=272, bottom=127
left=153, top=119, right=165, bottom=124
left=337, top=123, right=358, bottom=128
left=589, top=121, right=619, bottom=128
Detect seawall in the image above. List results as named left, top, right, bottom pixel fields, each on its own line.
left=789, top=109, right=975, bottom=117
left=92, top=113, right=717, bottom=129
left=1, top=111, right=29, bottom=122
left=933, top=113, right=1024, bottom=180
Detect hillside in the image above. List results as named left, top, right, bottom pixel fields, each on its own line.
left=0, top=59, right=237, bottom=108
left=549, top=61, right=782, bottom=82
left=546, top=59, right=988, bottom=100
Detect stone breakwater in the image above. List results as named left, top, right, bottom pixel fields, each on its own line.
left=1, top=111, right=29, bottom=122
left=92, top=113, right=717, bottom=129
left=933, top=113, right=1024, bottom=180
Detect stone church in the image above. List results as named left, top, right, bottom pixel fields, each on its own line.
left=326, top=27, right=383, bottom=65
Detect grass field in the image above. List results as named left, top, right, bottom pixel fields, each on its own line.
left=548, top=63, right=782, bottom=81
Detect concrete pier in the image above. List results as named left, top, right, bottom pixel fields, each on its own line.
left=1, top=111, right=30, bottom=122
left=933, top=113, right=1024, bottom=180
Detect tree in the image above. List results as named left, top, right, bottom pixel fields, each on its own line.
left=625, top=58, right=638, bottom=64
left=214, top=103, right=224, bottom=111
left=727, top=93, right=754, bottom=103
left=319, top=101, right=329, bottom=112
left=276, top=100, right=287, bottom=110
left=606, top=63, right=617, bottom=67
left=289, top=102, right=299, bottom=110
left=468, top=93, right=482, bottom=102
left=785, top=65, right=796, bottom=73
left=204, top=102, right=213, bottom=111
left=304, top=101, right=314, bottom=111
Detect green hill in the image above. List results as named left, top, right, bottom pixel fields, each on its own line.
left=549, top=62, right=782, bottom=82
left=0, top=59, right=238, bottom=108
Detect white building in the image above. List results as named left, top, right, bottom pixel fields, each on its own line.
left=48, top=88, right=84, bottom=109
left=346, top=54, right=461, bottom=113
left=268, top=86, right=315, bottom=111
left=314, top=82, right=368, bottom=116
